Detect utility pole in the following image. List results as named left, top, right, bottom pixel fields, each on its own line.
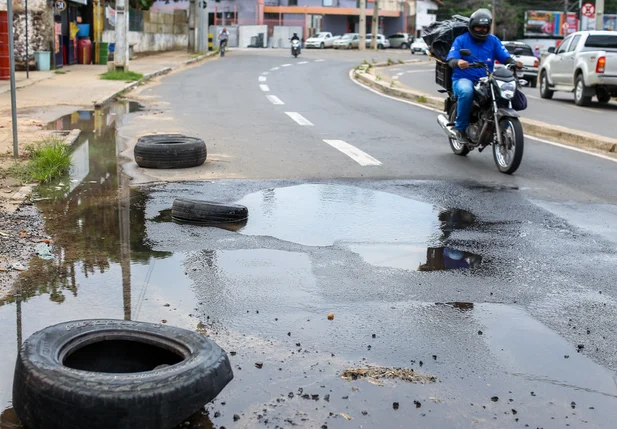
left=564, top=0, right=568, bottom=35
left=359, top=0, right=366, bottom=51
left=114, top=0, right=129, bottom=71
left=189, top=0, right=196, bottom=52
left=490, top=1, right=496, bottom=34
left=596, top=0, right=604, bottom=30
left=7, top=0, right=19, bottom=157
left=371, top=0, right=378, bottom=50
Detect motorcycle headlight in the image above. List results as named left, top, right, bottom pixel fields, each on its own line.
left=497, top=80, right=516, bottom=100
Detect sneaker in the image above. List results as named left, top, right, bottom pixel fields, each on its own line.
left=456, top=130, right=471, bottom=144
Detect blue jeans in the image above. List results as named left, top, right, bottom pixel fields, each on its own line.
left=453, top=78, right=474, bottom=131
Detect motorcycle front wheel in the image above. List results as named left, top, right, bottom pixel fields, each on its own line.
left=448, top=105, right=469, bottom=156
left=493, top=117, right=524, bottom=174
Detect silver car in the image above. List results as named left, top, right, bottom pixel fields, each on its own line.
left=387, top=33, right=413, bottom=49
left=366, top=34, right=390, bottom=49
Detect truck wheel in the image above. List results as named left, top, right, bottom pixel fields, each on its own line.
left=135, top=134, right=207, bottom=169
left=401, top=43, right=409, bottom=49
left=574, top=75, right=592, bottom=106
left=597, top=89, right=611, bottom=104
left=529, top=76, right=537, bottom=88
left=539, top=72, right=553, bottom=99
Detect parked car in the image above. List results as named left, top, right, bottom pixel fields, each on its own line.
left=497, top=41, right=539, bottom=87
left=411, top=37, right=428, bottom=54
left=334, top=33, right=359, bottom=49
left=539, top=31, right=617, bottom=106
left=387, top=33, right=413, bottom=49
left=304, top=32, right=335, bottom=49
left=365, top=34, right=390, bottom=49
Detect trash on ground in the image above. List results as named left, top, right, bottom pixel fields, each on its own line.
left=340, top=366, right=437, bottom=384
left=340, top=413, right=352, bottom=420
left=327, top=313, right=334, bottom=320
left=35, top=243, right=54, bottom=260
left=11, top=262, right=25, bottom=271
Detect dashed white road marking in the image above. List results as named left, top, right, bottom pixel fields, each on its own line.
left=285, top=112, right=314, bottom=126
left=392, top=76, right=400, bottom=80
left=266, top=95, right=285, bottom=105
left=259, top=76, right=267, bottom=82
left=281, top=64, right=292, bottom=67
left=349, top=69, right=617, bottom=165
left=260, top=84, right=270, bottom=92
left=315, top=59, right=325, bottom=62
left=261, top=71, right=269, bottom=75
left=271, top=67, right=280, bottom=71
left=323, top=140, right=382, bottom=166
left=298, top=61, right=309, bottom=64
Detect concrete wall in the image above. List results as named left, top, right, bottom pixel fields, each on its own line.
left=2, top=0, right=53, bottom=63
left=209, top=25, right=239, bottom=48
left=209, top=0, right=258, bottom=23
left=239, top=25, right=268, bottom=48
left=272, top=25, right=303, bottom=48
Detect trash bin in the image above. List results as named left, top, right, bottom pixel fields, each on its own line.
left=98, top=42, right=109, bottom=65
left=34, top=51, right=51, bottom=71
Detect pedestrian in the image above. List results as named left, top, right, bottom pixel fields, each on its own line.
left=534, top=45, right=541, bottom=58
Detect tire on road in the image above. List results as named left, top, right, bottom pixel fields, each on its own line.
left=447, top=105, right=470, bottom=157
left=12, top=319, right=233, bottom=429
left=172, top=198, right=249, bottom=225
left=539, top=72, right=553, bottom=99
left=135, top=134, right=207, bottom=169
left=574, top=74, right=592, bottom=107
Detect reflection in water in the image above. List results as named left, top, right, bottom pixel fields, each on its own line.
left=148, top=209, right=248, bottom=232
left=1, top=103, right=171, bottom=310
left=418, top=247, right=482, bottom=272
left=438, top=208, right=476, bottom=240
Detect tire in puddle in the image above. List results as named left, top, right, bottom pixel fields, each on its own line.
left=172, top=198, right=248, bottom=227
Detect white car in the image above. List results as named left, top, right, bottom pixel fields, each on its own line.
left=304, top=32, right=335, bottom=49
left=365, top=34, right=390, bottom=49
left=334, top=33, right=359, bottom=49
left=498, top=41, right=539, bottom=87
left=411, top=38, right=428, bottom=54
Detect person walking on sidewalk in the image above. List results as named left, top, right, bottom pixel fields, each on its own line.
left=218, top=28, right=229, bottom=57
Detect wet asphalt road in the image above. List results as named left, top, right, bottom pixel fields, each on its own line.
left=380, top=58, right=617, bottom=139
left=2, top=49, right=617, bottom=429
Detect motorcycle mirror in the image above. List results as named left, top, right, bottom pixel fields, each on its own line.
left=460, top=49, right=472, bottom=56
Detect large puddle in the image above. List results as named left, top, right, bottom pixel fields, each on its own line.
left=2, top=104, right=614, bottom=428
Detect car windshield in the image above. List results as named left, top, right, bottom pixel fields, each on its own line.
left=505, top=44, right=533, bottom=56
left=584, top=35, right=617, bottom=49
left=415, top=38, right=424, bottom=44
left=341, top=34, right=355, bottom=40
left=314, top=33, right=327, bottom=39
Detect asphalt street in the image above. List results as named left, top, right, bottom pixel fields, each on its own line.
left=381, top=57, right=617, bottom=139
left=1, top=48, right=617, bottom=429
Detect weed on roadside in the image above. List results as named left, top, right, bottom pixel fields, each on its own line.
left=387, top=58, right=394, bottom=65
left=54, top=70, right=70, bottom=75
left=417, top=95, right=427, bottom=103
left=398, top=60, right=405, bottom=64
left=7, top=137, right=72, bottom=184
left=100, top=71, right=144, bottom=82
left=375, top=75, right=382, bottom=81
left=390, top=80, right=396, bottom=88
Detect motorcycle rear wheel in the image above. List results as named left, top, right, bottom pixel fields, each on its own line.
left=448, top=105, right=470, bottom=156
left=493, top=118, right=524, bottom=174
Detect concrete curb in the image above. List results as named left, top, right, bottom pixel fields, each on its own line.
left=93, top=51, right=218, bottom=108
left=354, top=68, right=617, bottom=155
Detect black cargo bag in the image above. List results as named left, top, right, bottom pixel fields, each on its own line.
left=423, top=17, right=469, bottom=62
left=512, top=87, right=528, bottom=111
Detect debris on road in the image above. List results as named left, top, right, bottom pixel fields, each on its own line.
left=340, top=413, right=352, bottom=420
left=340, top=367, right=437, bottom=384
left=327, top=313, right=334, bottom=320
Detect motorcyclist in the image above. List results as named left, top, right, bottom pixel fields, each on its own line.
left=291, top=32, right=301, bottom=54
left=218, top=27, right=229, bottom=53
left=446, top=9, right=523, bottom=143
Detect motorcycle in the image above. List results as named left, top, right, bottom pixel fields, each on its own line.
left=291, top=40, right=301, bottom=58
left=436, top=48, right=527, bottom=174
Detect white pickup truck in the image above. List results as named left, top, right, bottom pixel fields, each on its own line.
left=539, top=31, right=617, bottom=106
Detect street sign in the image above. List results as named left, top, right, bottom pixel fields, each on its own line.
left=199, top=0, right=207, bottom=9
left=54, top=0, right=67, bottom=11
left=582, top=2, right=595, bottom=18
left=562, top=22, right=569, bottom=31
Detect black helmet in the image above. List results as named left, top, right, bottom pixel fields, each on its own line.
left=468, top=9, right=492, bottom=41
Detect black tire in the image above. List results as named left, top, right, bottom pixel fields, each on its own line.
left=135, top=134, right=207, bottom=169
left=13, top=319, right=233, bottom=429
left=401, top=43, right=409, bottom=50
left=447, top=105, right=470, bottom=156
left=378, top=43, right=384, bottom=49
left=597, top=89, right=611, bottom=104
left=493, top=118, right=524, bottom=174
left=574, top=74, right=592, bottom=106
left=320, top=42, right=325, bottom=49
left=172, top=198, right=248, bottom=225
left=529, top=77, right=537, bottom=88
left=539, top=72, right=553, bottom=99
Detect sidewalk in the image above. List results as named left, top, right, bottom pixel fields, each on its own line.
left=0, top=51, right=213, bottom=156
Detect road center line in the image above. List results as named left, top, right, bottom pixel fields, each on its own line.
left=259, top=76, right=267, bottom=82
left=262, top=71, right=269, bottom=75
left=281, top=64, right=292, bottom=67
left=267, top=95, right=285, bottom=105
left=260, top=84, right=270, bottom=92
left=315, top=59, right=325, bottom=62
left=323, top=140, right=382, bottom=166
left=285, top=112, right=313, bottom=126
left=298, top=61, right=309, bottom=64
left=271, top=67, right=280, bottom=71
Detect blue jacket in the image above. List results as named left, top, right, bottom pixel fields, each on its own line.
left=446, top=33, right=512, bottom=83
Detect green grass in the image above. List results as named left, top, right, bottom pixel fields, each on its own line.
left=8, top=137, right=72, bottom=184
left=375, top=75, right=382, bottom=81
left=398, top=60, right=404, bottom=64
left=417, top=95, right=427, bottom=103
left=387, top=58, right=395, bottom=66
left=54, top=70, right=70, bottom=75
left=100, top=71, right=144, bottom=82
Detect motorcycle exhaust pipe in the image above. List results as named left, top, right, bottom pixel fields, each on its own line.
left=437, top=114, right=457, bottom=140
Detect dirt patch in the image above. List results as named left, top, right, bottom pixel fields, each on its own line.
left=340, top=366, right=438, bottom=384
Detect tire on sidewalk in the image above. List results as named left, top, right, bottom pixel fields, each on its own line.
left=172, top=198, right=249, bottom=225
left=134, top=134, right=207, bottom=169
left=13, top=319, right=233, bottom=429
